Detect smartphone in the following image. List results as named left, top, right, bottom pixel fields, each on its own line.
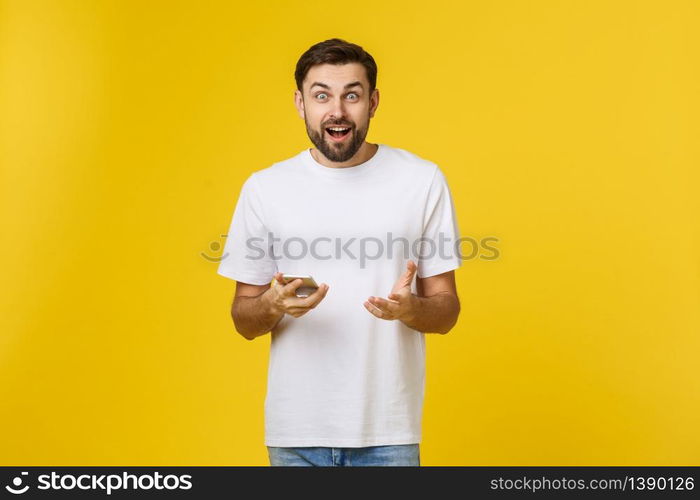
left=281, top=274, right=319, bottom=298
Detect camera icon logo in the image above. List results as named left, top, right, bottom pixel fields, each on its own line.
left=5, top=472, right=29, bottom=494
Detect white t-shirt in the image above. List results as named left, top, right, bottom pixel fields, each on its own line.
left=218, top=143, right=462, bottom=447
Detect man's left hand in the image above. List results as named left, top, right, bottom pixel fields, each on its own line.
left=363, top=260, right=418, bottom=322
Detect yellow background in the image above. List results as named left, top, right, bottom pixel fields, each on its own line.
left=1, top=0, right=698, bottom=466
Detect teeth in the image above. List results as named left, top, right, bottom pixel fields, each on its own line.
left=328, top=127, right=350, bottom=131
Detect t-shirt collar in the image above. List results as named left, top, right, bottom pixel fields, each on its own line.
left=303, top=144, right=386, bottom=177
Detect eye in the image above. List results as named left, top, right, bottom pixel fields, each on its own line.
left=347, top=93, right=359, bottom=100
left=315, top=93, right=328, bottom=100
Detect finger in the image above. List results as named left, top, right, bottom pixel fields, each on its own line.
left=368, top=296, right=399, bottom=315
left=270, top=273, right=282, bottom=289
left=282, top=278, right=304, bottom=296
left=388, top=293, right=402, bottom=302
left=402, top=259, right=418, bottom=281
left=273, top=272, right=286, bottom=284
left=399, top=259, right=416, bottom=276
left=394, top=260, right=418, bottom=289
left=363, top=300, right=384, bottom=318
left=299, top=283, right=329, bottom=307
left=287, top=307, right=309, bottom=318
left=407, top=259, right=417, bottom=274
left=285, top=284, right=328, bottom=310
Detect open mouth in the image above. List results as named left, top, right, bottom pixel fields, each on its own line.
left=325, top=126, right=352, bottom=141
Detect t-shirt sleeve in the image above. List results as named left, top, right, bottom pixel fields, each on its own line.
left=416, top=166, right=463, bottom=279
left=217, top=173, right=277, bottom=285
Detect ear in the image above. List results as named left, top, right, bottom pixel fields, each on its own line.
left=369, top=88, right=379, bottom=119
left=294, top=89, right=306, bottom=120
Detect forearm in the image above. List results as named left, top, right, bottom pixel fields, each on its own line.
left=232, top=290, right=284, bottom=340
left=401, top=292, right=460, bottom=334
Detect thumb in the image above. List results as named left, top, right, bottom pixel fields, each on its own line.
left=400, top=259, right=417, bottom=283
left=406, top=259, right=417, bottom=276
left=393, top=259, right=417, bottom=292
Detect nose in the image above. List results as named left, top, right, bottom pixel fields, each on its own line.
left=328, top=96, right=347, bottom=121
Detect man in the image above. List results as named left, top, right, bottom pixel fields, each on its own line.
left=218, top=38, right=462, bottom=466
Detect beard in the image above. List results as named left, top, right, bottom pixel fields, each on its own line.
left=305, top=118, right=369, bottom=163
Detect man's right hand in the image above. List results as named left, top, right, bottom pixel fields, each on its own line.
left=264, top=272, right=329, bottom=318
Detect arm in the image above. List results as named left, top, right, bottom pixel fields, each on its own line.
left=231, top=281, right=282, bottom=341
left=402, top=270, right=460, bottom=334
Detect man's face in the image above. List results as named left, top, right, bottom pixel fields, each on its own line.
left=295, top=63, right=379, bottom=163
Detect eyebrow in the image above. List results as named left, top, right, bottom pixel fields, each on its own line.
left=309, top=81, right=364, bottom=91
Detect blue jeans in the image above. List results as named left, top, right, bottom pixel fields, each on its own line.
left=267, top=444, right=420, bottom=466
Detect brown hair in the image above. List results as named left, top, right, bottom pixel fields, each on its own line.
left=295, top=38, right=378, bottom=95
